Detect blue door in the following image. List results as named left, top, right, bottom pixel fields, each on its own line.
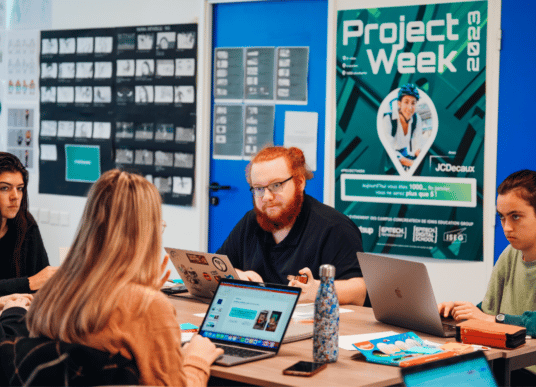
left=208, top=0, right=328, bottom=253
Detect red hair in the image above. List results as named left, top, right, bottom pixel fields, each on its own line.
left=246, top=146, right=313, bottom=184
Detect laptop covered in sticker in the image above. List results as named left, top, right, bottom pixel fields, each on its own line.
left=165, top=247, right=239, bottom=301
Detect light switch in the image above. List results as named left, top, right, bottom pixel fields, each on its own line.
left=39, top=209, right=50, bottom=224
left=60, top=212, right=69, bottom=227
left=50, top=211, right=59, bottom=225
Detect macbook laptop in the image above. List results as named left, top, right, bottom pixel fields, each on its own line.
left=357, top=252, right=458, bottom=337
left=401, top=350, right=498, bottom=387
left=198, top=278, right=301, bottom=366
left=165, top=247, right=240, bottom=301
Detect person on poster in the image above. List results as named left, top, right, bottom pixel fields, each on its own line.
left=216, top=146, right=368, bottom=306
left=383, top=84, right=424, bottom=169
left=0, top=152, right=57, bottom=296
left=438, top=170, right=536, bottom=384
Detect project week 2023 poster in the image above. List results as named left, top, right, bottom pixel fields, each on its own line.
left=335, top=1, right=487, bottom=261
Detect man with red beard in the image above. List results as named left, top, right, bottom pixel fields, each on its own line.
left=216, top=146, right=368, bottom=306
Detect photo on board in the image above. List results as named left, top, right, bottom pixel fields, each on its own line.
left=57, top=87, right=74, bottom=104
left=95, top=36, right=113, bottom=53
left=57, top=121, right=75, bottom=138
left=58, top=62, right=75, bottom=78
left=41, top=38, right=58, bottom=55
left=76, top=37, right=94, bottom=54
left=41, top=62, right=58, bottom=78
left=59, top=38, right=76, bottom=54
left=157, top=32, right=176, bottom=50
left=93, top=122, right=111, bottom=139
left=94, top=62, right=112, bottom=78
left=94, top=87, right=112, bottom=103
left=137, top=33, right=154, bottom=50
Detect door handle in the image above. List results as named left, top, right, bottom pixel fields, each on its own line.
left=209, top=182, right=231, bottom=192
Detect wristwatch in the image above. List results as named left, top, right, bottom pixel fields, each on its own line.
left=496, top=313, right=506, bottom=323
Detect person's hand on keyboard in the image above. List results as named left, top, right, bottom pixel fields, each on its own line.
left=183, top=334, right=224, bottom=364
left=438, top=301, right=494, bottom=322
left=438, top=301, right=456, bottom=318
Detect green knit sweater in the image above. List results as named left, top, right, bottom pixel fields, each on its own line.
left=479, top=245, right=536, bottom=336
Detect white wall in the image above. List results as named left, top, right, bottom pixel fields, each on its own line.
left=26, top=0, right=209, bottom=280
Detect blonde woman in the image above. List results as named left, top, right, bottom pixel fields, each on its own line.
left=26, top=170, right=223, bottom=386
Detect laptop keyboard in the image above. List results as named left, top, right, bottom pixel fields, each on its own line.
left=442, top=323, right=457, bottom=333
left=216, top=344, right=265, bottom=358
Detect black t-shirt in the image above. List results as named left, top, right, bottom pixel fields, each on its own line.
left=0, top=220, right=49, bottom=296
left=217, top=194, right=364, bottom=284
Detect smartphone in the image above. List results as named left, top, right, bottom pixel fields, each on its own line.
left=286, top=274, right=308, bottom=284
left=282, top=361, right=327, bottom=376
left=161, top=285, right=188, bottom=295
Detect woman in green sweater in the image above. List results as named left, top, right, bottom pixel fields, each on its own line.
left=438, top=169, right=536, bottom=384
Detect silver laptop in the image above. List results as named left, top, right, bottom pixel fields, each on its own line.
left=198, top=278, right=301, bottom=366
left=357, top=252, right=457, bottom=337
left=165, top=247, right=240, bottom=301
left=283, top=303, right=314, bottom=343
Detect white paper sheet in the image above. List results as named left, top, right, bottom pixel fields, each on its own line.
left=284, top=111, right=318, bottom=171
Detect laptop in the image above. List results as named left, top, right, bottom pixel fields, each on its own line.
left=165, top=247, right=240, bottom=301
left=198, top=278, right=301, bottom=366
left=401, top=350, right=498, bottom=387
left=357, top=252, right=458, bottom=337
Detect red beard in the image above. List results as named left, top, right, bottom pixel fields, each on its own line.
left=254, top=190, right=304, bottom=232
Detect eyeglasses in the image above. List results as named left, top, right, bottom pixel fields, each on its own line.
left=250, top=176, right=294, bottom=198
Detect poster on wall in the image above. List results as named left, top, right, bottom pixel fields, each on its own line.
left=39, top=24, right=197, bottom=206
left=335, top=1, right=487, bottom=260
left=6, top=107, right=36, bottom=170
left=6, top=30, right=39, bottom=100
left=8, top=0, right=51, bottom=30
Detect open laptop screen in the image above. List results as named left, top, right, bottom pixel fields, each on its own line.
left=198, top=279, right=300, bottom=352
left=402, top=351, right=498, bottom=387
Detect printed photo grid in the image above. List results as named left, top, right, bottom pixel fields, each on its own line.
left=39, top=24, right=198, bottom=205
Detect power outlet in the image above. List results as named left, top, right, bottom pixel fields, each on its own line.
left=60, top=212, right=69, bottom=227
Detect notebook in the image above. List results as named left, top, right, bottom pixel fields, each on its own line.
left=401, top=350, right=498, bottom=387
left=198, top=278, right=301, bottom=366
left=165, top=247, right=240, bottom=301
left=357, top=252, right=458, bottom=337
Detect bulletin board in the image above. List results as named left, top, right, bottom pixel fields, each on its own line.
left=38, top=23, right=197, bottom=206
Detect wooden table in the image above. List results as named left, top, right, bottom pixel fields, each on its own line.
left=169, top=296, right=530, bottom=387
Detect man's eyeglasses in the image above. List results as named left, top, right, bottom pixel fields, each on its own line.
left=250, top=176, right=294, bottom=198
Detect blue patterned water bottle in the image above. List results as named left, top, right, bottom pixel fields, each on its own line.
left=313, top=264, right=339, bottom=362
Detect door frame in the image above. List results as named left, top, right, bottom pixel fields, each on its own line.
left=200, top=0, right=335, bottom=251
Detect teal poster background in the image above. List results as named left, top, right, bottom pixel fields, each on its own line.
left=335, top=1, right=487, bottom=260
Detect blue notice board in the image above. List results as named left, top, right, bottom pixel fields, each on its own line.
left=208, top=0, right=329, bottom=252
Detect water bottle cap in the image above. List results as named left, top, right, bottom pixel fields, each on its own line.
left=319, top=264, right=336, bottom=277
